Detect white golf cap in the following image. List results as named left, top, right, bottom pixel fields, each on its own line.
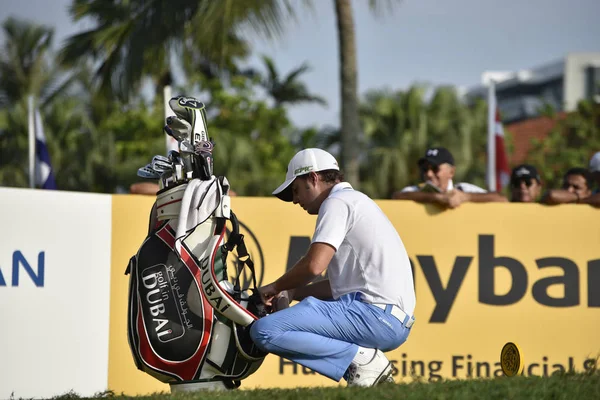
left=273, top=148, right=339, bottom=202
left=589, top=151, right=600, bottom=173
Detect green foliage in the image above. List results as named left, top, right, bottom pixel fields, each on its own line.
left=98, top=101, right=165, bottom=192
left=259, top=55, right=327, bottom=107
left=0, top=98, right=29, bottom=187
left=6, top=13, right=597, bottom=198
left=359, top=86, right=427, bottom=198
left=42, top=96, right=114, bottom=192
left=526, top=100, right=600, bottom=189
left=0, top=17, right=54, bottom=106
left=0, top=17, right=69, bottom=188
left=427, top=86, right=488, bottom=188
left=0, top=17, right=309, bottom=195
left=0, top=17, right=159, bottom=193
left=359, top=85, right=489, bottom=199
left=197, top=74, right=297, bottom=196
left=59, top=0, right=298, bottom=101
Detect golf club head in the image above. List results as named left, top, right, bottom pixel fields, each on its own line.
left=181, top=154, right=193, bottom=176
left=179, top=140, right=195, bottom=154
left=137, top=164, right=160, bottom=179
left=152, top=158, right=172, bottom=174
left=152, top=154, right=170, bottom=164
left=164, top=116, right=192, bottom=142
left=168, top=150, right=180, bottom=163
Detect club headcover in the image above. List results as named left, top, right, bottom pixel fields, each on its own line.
left=167, top=96, right=209, bottom=146
left=192, top=140, right=215, bottom=180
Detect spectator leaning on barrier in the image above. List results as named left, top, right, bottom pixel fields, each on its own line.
left=130, top=182, right=161, bottom=195
left=541, top=167, right=600, bottom=206
left=392, top=147, right=507, bottom=207
left=510, top=164, right=543, bottom=203
left=131, top=181, right=238, bottom=197
left=250, top=148, right=416, bottom=387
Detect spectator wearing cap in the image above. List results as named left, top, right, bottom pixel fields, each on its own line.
left=392, top=147, right=507, bottom=208
left=510, top=164, right=542, bottom=203
left=542, top=167, right=600, bottom=206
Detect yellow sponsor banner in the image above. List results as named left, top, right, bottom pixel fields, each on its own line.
left=377, top=201, right=600, bottom=383
left=109, top=197, right=600, bottom=394
left=109, top=195, right=169, bottom=395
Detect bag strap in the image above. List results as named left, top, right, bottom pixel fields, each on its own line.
left=223, top=211, right=258, bottom=291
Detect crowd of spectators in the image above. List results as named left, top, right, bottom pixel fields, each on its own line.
left=393, top=148, right=600, bottom=208
left=130, top=147, right=600, bottom=209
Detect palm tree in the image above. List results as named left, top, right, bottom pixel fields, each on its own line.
left=526, top=100, right=600, bottom=189
left=42, top=95, right=118, bottom=192
left=259, top=55, right=326, bottom=107
left=358, top=85, right=489, bottom=198
left=0, top=17, right=80, bottom=107
left=359, top=86, right=428, bottom=198
left=0, top=17, right=134, bottom=192
left=0, top=17, right=53, bottom=107
left=427, top=86, right=487, bottom=187
left=334, top=0, right=360, bottom=188
left=290, top=126, right=340, bottom=154
left=0, top=99, right=29, bottom=187
left=0, top=17, right=80, bottom=187
left=334, top=0, right=402, bottom=189
left=59, top=0, right=297, bottom=102
left=58, top=0, right=404, bottom=192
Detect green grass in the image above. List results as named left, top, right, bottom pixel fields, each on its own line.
left=38, top=372, right=600, bottom=400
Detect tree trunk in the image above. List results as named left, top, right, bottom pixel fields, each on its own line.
left=334, top=0, right=360, bottom=188
left=155, top=69, right=173, bottom=98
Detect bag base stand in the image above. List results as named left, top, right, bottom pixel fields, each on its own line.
left=170, top=379, right=240, bottom=392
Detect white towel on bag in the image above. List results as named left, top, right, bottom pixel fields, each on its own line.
left=174, top=176, right=223, bottom=252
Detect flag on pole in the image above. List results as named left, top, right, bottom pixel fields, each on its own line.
left=34, top=107, right=57, bottom=189
left=493, top=108, right=510, bottom=192
left=486, top=81, right=510, bottom=192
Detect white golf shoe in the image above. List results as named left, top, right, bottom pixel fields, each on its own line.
left=346, top=349, right=393, bottom=387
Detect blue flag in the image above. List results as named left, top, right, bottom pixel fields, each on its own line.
left=34, top=108, right=57, bottom=190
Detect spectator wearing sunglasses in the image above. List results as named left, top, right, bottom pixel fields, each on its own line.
left=392, top=147, right=507, bottom=208
left=542, top=167, right=598, bottom=205
left=510, top=164, right=542, bottom=203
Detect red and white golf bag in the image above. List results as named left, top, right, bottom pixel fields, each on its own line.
left=126, top=97, right=270, bottom=391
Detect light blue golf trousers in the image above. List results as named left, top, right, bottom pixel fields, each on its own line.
left=249, top=292, right=411, bottom=381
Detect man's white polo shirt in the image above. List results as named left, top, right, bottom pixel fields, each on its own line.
left=311, top=182, right=416, bottom=316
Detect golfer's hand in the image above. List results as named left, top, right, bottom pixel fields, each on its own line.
left=258, top=283, right=279, bottom=307
left=273, top=290, right=293, bottom=312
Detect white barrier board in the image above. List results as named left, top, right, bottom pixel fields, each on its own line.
left=0, top=188, right=112, bottom=399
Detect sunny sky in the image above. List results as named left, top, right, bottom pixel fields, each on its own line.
left=1, top=0, right=599, bottom=129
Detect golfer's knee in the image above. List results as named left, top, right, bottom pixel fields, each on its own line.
left=249, top=318, right=278, bottom=352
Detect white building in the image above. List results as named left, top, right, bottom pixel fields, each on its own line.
left=467, top=52, right=600, bottom=123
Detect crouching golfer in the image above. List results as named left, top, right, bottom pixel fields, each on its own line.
left=250, top=148, right=416, bottom=386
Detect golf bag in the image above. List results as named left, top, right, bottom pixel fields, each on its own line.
left=126, top=97, right=270, bottom=390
